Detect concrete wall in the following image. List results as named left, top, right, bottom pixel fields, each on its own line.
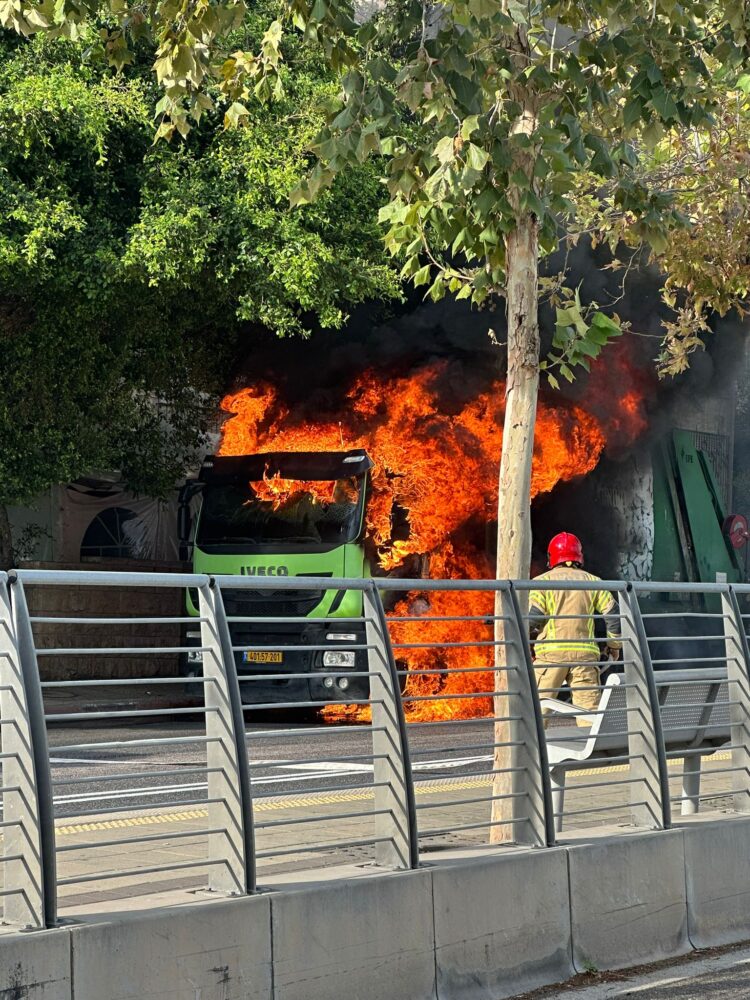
left=0, top=930, right=71, bottom=999
left=568, top=830, right=690, bottom=972
left=70, top=896, right=272, bottom=1000
left=272, top=869, right=435, bottom=1000
left=2, top=818, right=750, bottom=1000
left=432, top=849, right=573, bottom=1000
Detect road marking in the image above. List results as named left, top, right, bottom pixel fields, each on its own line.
left=50, top=757, right=155, bottom=767
left=282, top=762, right=374, bottom=773
left=50, top=754, right=499, bottom=807
left=53, top=752, right=732, bottom=837
left=54, top=782, right=208, bottom=805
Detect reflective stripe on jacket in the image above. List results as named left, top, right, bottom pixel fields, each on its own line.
left=529, top=565, right=621, bottom=663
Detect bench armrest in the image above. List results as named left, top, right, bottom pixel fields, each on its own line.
left=541, top=698, right=599, bottom=730
left=541, top=698, right=589, bottom=716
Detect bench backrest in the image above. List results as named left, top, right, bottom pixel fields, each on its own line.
left=587, top=668, right=732, bottom=752
left=654, top=669, right=730, bottom=748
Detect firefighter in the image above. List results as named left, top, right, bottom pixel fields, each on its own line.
left=529, top=532, right=621, bottom=727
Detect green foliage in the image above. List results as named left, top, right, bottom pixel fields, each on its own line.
left=0, top=32, right=203, bottom=506
left=127, top=62, right=399, bottom=335
left=541, top=290, right=625, bottom=390
left=0, top=24, right=398, bottom=505
left=239, top=0, right=743, bottom=377
left=3, top=1, right=749, bottom=382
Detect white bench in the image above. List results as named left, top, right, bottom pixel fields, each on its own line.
left=544, top=668, right=732, bottom=832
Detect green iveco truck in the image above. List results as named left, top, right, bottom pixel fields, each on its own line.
left=178, top=449, right=373, bottom=706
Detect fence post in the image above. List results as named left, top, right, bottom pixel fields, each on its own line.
left=721, top=587, right=750, bottom=814
left=619, top=585, right=671, bottom=829
left=3, top=575, right=56, bottom=928
left=365, top=582, right=419, bottom=869
left=198, top=581, right=255, bottom=894
left=501, top=583, right=555, bottom=847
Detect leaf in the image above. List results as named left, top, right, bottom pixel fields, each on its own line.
left=651, top=86, right=679, bottom=123
left=452, top=228, right=470, bottom=253
left=623, top=98, right=644, bottom=129
left=289, top=181, right=311, bottom=207
left=506, top=0, right=527, bottom=24
left=224, top=101, right=249, bottom=127
left=642, top=120, right=664, bottom=149
left=460, top=115, right=480, bottom=139
left=575, top=339, right=603, bottom=359
left=556, top=306, right=579, bottom=327
left=413, top=264, right=432, bottom=287
left=435, top=135, right=456, bottom=164
left=368, top=56, right=396, bottom=83
left=559, top=364, right=575, bottom=383
left=428, top=277, right=445, bottom=302
left=466, top=144, right=490, bottom=171
left=475, top=186, right=499, bottom=215
left=447, top=71, right=482, bottom=114
left=590, top=312, right=622, bottom=335
left=565, top=55, right=586, bottom=89
left=547, top=373, right=560, bottom=390
left=648, top=229, right=668, bottom=254
left=510, top=168, right=529, bottom=189
left=521, top=190, right=545, bottom=219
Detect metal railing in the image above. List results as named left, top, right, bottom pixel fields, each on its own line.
left=1, top=568, right=749, bottom=930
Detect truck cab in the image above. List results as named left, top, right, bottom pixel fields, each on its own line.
left=179, top=449, right=373, bottom=706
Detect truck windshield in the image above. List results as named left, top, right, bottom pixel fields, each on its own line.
left=196, top=476, right=363, bottom=547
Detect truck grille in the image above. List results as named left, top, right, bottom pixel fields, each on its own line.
left=222, top=589, right=323, bottom=619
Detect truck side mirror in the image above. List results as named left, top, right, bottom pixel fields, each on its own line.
left=178, top=481, right=199, bottom=561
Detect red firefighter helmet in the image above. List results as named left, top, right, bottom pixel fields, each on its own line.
left=547, top=532, right=584, bottom=569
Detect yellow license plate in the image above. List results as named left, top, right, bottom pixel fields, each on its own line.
left=243, top=651, right=283, bottom=664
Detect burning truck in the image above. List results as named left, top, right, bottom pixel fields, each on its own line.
left=178, top=449, right=374, bottom=706
left=176, top=343, right=748, bottom=719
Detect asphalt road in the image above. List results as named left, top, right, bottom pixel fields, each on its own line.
left=45, top=715, right=499, bottom=819
left=533, top=947, right=750, bottom=999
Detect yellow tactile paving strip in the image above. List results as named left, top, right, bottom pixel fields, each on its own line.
left=54, top=752, right=731, bottom=837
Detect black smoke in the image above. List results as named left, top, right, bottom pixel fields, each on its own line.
left=228, top=237, right=748, bottom=576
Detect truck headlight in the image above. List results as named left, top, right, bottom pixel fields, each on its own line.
left=323, top=650, right=356, bottom=668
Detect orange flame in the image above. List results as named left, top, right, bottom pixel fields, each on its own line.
left=252, top=469, right=335, bottom=510
left=218, top=354, right=647, bottom=722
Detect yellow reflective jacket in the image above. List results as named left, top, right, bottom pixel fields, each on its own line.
left=529, top=565, right=622, bottom=663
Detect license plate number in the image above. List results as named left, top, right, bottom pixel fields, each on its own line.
left=243, top=651, right=283, bottom=664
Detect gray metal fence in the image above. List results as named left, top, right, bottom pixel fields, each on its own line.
left=1, top=569, right=749, bottom=930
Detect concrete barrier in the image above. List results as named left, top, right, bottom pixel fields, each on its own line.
left=567, top=829, right=690, bottom=972
left=432, top=849, right=573, bottom=1000
left=270, top=869, right=436, bottom=1000
left=683, top=816, right=750, bottom=949
left=69, top=895, right=272, bottom=1000
left=4, top=819, right=750, bottom=999
left=0, top=927, right=72, bottom=999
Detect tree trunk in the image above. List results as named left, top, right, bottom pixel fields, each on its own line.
left=489, top=211, right=540, bottom=844
left=0, top=504, right=15, bottom=570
